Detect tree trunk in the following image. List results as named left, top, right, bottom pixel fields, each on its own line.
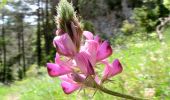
left=2, top=12, right=7, bottom=83
left=17, top=24, right=21, bottom=71
left=37, top=0, right=42, bottom=66
left=20, top=14, right=26, bottom=76
left=44, top=0, right=50, bottom=55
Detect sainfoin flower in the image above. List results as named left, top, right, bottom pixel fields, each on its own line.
left=46, top=1, right=146, bottom=99
left=47, top=30, right=123, bottom=94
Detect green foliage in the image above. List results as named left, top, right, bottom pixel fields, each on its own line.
left=132, top=6, right=159, bottom=32
left=78, top=0, right=102, bottom=18
left=106, top=0, right=121, bottom=10
left=121, top=20, right=135, bottom=35
left=80, top=20, right=95, bottom=33
left=55, top=0, right=77, bottom=33
left=131, top=0, right=169, bottom=34
left=17, top=68, right=23, bottom=80
left=163, top=0, right=170, bottom=10
left=0, top=0, right=7, bottom=9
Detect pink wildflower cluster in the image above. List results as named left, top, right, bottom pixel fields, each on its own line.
left=47, top=30, right=123, bottom=94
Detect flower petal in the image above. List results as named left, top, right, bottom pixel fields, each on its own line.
left=94, top=35, right=102, bottom=44
left=47, top=63, right=72, bottom=77
left=70, top=73, right=86, bottom=83
left=60, top=75, right=81, bottom=94
left=74, top=52, right=95, bottom=75
left=81, top=40, right=98, bottom=66
left=55, top=29, right=64, bottom=35
left=83, top=31, right=94, bottom=40
left=102, top=59, right=123, bottom=80
left=60, top=75, right=75, bottom=84
left=55, top=53, right=61, bottom=64
left=96, top=40, right=112, bottom=61
left=61, top=81, right=81, bottom=94
left=111, top=59, right=123, bottom=76
left=53, top=33, right=76, bottom=57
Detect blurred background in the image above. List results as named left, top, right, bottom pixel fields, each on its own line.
left=0, top=0, right=170, bottom=99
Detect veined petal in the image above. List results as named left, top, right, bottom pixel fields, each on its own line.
left=102, top=59, right=123, bottom=80
left=94, top=35, right=102, bottom=44
left=111, top=59, right=123, bottom=76
left=60, top=75, right=75, bottom=84
left=55, top=53, right=75, bottom=69
left=81, top=40, right=98, bottom=66
left=70, top=73, right=85, bottom=83
left=60, top=74, right=85, bottom=84
left=74, top=52, right=95, bottom=75
left=60, top=74, right=81, bottom=94
left=53, top=33, right=76, bottom=57
left=55, top=53, right=61, bottom=64
left=83, top=31, right=94, bottom=40
left=96, top=40, right=112, bottom=61
left=47, top=63, right=72, bottom=77
left=61, top=81, right=81, bottom=94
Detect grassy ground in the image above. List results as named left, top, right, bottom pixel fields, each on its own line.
left=0, top=27, right=170, bottom=100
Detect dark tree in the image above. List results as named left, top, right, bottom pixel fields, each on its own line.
left=37, top=0, right=42, bottom=66
left=20, top=14, right=26, bottom=76
left=44, top=0, right=51, bottom=55
left=1, top=11, right=7, bottom=83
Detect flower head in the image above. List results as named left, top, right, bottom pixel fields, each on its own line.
left=55, top=0, right=82, bottom=53
left=47, top=30, right=123, bottom=94
left=47, top=0, right=123, bottom=95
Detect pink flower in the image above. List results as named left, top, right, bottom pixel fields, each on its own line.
left=47, top=63, right=72, bottom=77
left=102, top=59, right=123, bottom=81
left=60, top=74, right=82, bottom=94
left=47, top=53, right=73, bottom=77
left=74, top=52, right=95, bottom=75
left=47, top=30, right=123, bottom=94
left=82, top=31, right=113, bottom=62
left=60, top=73, right=100, bottom=94
left=53, top=33, right=77, bottom=57
left=81, top=31, right=122, bottom=82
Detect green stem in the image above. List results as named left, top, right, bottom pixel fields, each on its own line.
left=96, top=84, right=147, bottom=100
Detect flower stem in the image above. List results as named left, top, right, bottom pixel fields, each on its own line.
left=96, top=84, right=147, bottom=100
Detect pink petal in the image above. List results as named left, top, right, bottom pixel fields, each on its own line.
left=95, top=75, right=100, bottom=84
left=60, top=75, right=81, bottom=94
left=60, top=74, right=85, bottom=84
left=53, top=33, right=76, bottom=57
left=55, top=29, right=64, bottom=35
left=74, top=52, right=95, bottom=75
left=55, top=53, right=61, bottom=64
left=61, top=81, right=81, bottom=94
left=94, top=35, right=102, bottom=44
left=83, top=31, right=94, bottom=40
left=60, top=75, right=75, bottom=84
left=96, top=40, right=112, bottom=61
left=102, top=59, right=123, bottom=80
left=81, top=40, right=98, bottom=66
left=47, top=63, right=72, bottom=77
left=111, top=59, right=123, bottom=76
left=70, top=73, right=85, bottom=83
left=55, top=53, right=75, bottom=69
